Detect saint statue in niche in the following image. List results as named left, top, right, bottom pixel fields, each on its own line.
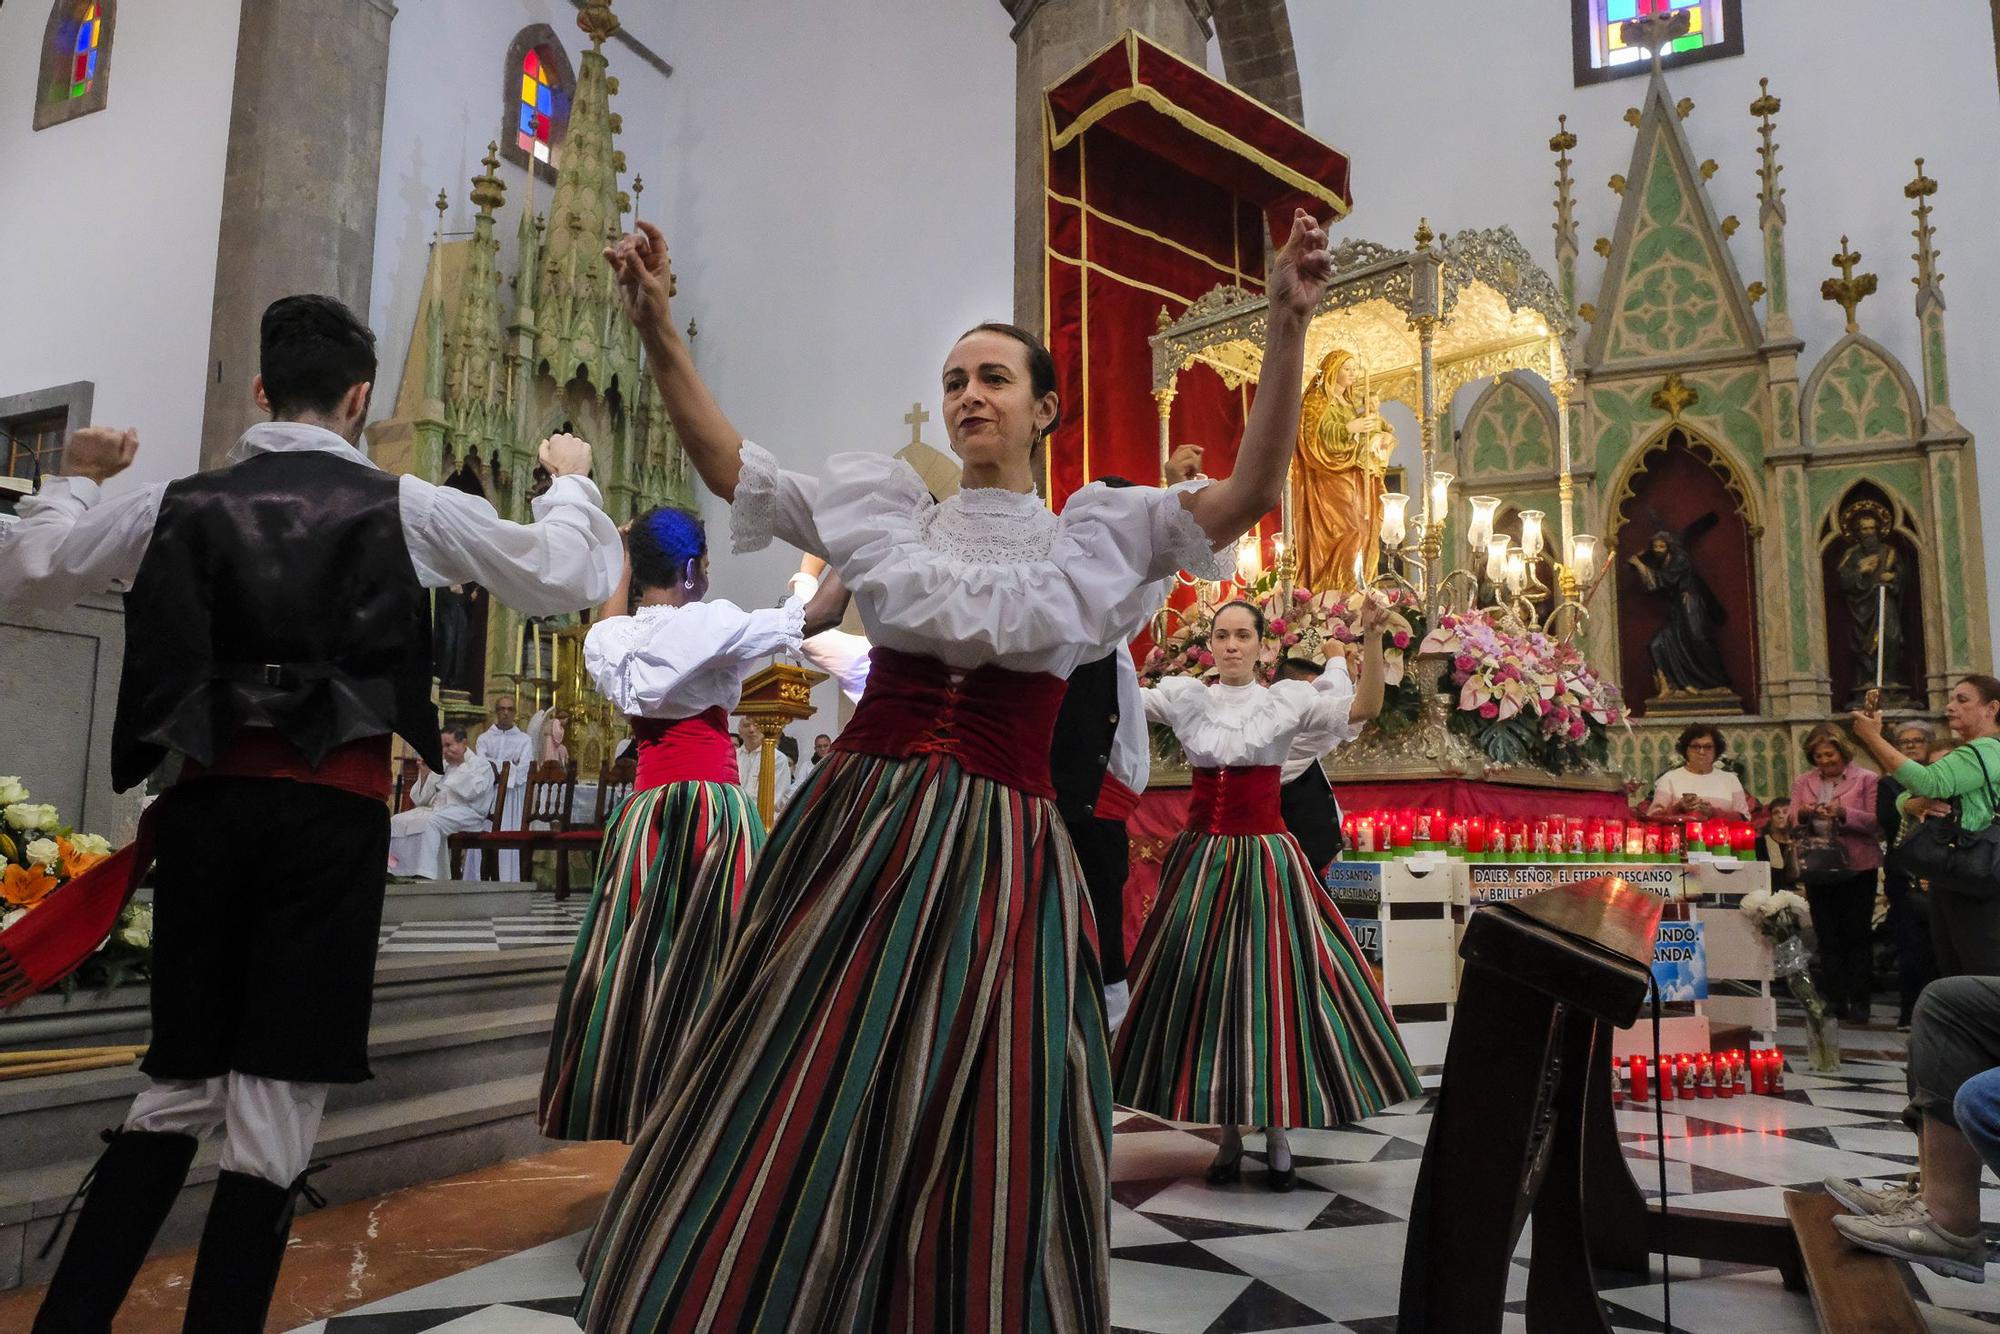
left=1626, top=513, right=1734, bottom=700
left=1293, top=348, right=1397, bottom=592
left=1834, top=499, right=1908, bottom=704
left=432, top=582, right=488, bottom=695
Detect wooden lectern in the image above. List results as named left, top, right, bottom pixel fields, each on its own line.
left=1397, top=876, right=1804, bottom=1332
left=736, top=662, right=826, bottom=829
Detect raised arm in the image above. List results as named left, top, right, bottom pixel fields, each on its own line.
left=0, top=427, right=157, bottom=614
left=1346, top=600, right=1389, bottom=725
left=1180, top=210, right=1333, bottom=545
left=606, top=221, right=747, bottom=501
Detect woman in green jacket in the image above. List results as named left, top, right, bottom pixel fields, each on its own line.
left=1853, top=674, right=2000, bottom=976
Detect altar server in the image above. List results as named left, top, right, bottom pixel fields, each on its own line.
left=386, top=724, right=497, bottom=879
left=1115, top=597, right=1420, bottom=1191
left=2, top=294, right=619, bottom=1333
left=467, top=694, right=535, bottom=878
left=571, top=211, right=1332, bottom=1332
left=539, top=505, right=803, bottom=1142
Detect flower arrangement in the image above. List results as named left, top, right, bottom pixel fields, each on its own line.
left=1140, top=579, right=1421, bottom=685
left=1418, top=609, right=1626, bottom=772
left=1739, top=886, right=1836, bottom=1070
left=0, top=777, right=150, bottom=992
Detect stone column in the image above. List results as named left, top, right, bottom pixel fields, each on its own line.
left=1005, top=0, right=1209, bottom=328
left=198, top=0, right=398, bottom=468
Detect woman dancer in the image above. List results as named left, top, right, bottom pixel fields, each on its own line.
left=538, top=506, right=803, bottom=1142
left=572, top=211, right=1333, bottom=1331
left=1116, top=598, right=1420, bottom=1191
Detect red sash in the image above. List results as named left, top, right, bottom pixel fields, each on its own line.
left=1188, top=765, right=1285, bottom=836
left=1094, top=773, right=1143, bottom=823
left=833, top=648, right=1067, bottom=799
left=0, top=732, right=392, bottom=1008
left=633, top=708, right=740, bottom=789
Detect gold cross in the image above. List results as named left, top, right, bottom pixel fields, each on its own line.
left=904, top=402, right=929, bottom=447
left=1820, top=235, right=1878, bottom=333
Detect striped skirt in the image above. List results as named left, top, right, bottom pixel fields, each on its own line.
left=539, top=779, right=762, bottom=1143
left=576, top=751, right=1112, bottom=1333
left=1112, top=830, right=1419, bottom=1128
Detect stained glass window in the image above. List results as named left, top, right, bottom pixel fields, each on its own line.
left=1574, top=0, right=1741, bottom=83
left=518, top=47, right=557, bottom=165
left=69, top=3, right=102, bottom=98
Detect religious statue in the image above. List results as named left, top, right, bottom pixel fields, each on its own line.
left=432, top=582, right=487, bottom=693
left=1625, top=514, right=1735, bottom=703
left=1834, top=500, right=1907, bottom=704
left=1293, top=348, right=1397, bottom=592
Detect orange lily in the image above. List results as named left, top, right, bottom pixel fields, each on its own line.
left=57, top=838, right=105, bottom=880
left=1, top=863, right=59, bottom=909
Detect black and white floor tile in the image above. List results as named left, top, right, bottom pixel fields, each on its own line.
left=283, top=1018, right=2000, bottom=1333
left=376, top=899, right=588, bottom=954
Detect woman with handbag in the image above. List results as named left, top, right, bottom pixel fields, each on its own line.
left=1852, top=676, right=2000, bottom=978
left=1790, top=726, right=1881, bottom=1024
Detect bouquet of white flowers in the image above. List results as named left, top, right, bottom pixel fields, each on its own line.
left=1738, top=886, right=1835, bottom=1069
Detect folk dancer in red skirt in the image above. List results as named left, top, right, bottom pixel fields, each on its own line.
left=539, top=505, right=806, bottom=1143
left=569, top=210, right=1336, bottom=1332
left=2, top=295, right=620, bottom=1333
left=1115, top=597, right=1421, bottom=1191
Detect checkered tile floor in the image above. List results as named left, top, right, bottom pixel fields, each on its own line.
left=285, top=1015, right=2000, bottom=1333
left=376, top=899, right=588, bottom=954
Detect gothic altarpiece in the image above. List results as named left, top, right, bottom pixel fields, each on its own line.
left=1450, top=63, right=1988, bottom=799
left=368, top=3, right=690, bottom=767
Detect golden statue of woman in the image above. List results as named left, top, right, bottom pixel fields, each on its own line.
left=1293, top=347, right=1396, bottom=592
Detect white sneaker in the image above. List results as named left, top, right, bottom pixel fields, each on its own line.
left=1824, top=1173, right=1920, bottom=1217
left=1103, top=980, right=1130, bottom=1034
left=1833, top=1200, right=1988, bottom=1283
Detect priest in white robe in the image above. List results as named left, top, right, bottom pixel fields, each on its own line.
left=466, top=694, right=534, bottom=879
left=388, top=725, right=498, bottom=879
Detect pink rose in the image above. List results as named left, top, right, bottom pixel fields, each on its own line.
left=1195, top=650, right=1214, bottom=667
left=1455, top=653, right=1476, bottom=673
left=1479, top=701, right=1499, bottom=719
left=1293, top=587, right=1311, bottom=602
left=1569, top=720, right=1588, bottom=740
left=1269, top=618, right=1288, bottom=636
left=1392, top=630, right=1410, bottom=649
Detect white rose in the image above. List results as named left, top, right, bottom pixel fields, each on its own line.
left=3, top=804, right=35, bottom=832
left=70, top=833, right=111, bottom=857
left=117, top=924, right=151, bottom=950
left=0, top=778, right=26, bottom=805
left=35, top=806, right=61, bottom=832
left=22, top=838, right=60, bottom=871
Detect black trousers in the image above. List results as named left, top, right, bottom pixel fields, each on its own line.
left=146, top=777, right=390, bottom=1084
left=1280, top=765, right=1343, bottom=878
left=1884, top=874, right=1939, bottom=1022
left=1063, top=809, right=1132, bottom=985
left=1807, top=869, right=1879, bottom=1016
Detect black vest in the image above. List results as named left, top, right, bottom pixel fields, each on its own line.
left=1281, top=761, right=1346, bottom=871
left=111, top=449, right=442, bottom=791
left=1051, top=651, right=1122, bottom=822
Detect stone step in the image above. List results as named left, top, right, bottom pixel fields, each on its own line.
left=0, top=1001, right=560, bottom=1167
left=381, top=879, right=536, bottom=924
left=0, top=1073, right=557, bottom=1292
left=0, top=947, right=572, bottom=1054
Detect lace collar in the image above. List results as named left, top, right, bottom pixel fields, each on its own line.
left=921, top=486, right=1056, bottom=566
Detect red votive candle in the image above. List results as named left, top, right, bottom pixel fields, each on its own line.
left=1629, top=1054, right=1650, bottom=1102
left=1658, top=1055, right=1677, bottom=1101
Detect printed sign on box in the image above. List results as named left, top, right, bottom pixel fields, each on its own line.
left=1650, top=921, right=1708, bottom=1001
left=1344, top=918, right=1383, bottom=966
left=1467, top=863, right=1682, bottom=904
left=1323, top=861, right=1383, bottom=905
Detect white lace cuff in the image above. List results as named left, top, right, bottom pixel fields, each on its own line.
left=1163, top=479, right=1234, bottom=581
left=730, top=441, right=782, bottom=554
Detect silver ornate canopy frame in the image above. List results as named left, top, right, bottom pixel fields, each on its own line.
left=1148, top=224, right=1581, bottom=622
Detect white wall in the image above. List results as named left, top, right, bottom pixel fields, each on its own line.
left=0, top=0, right=241, bottom=493
left=637, top=0, right=1019, bottom=733
left=367, top=0, right=678, bottom=417
left=1282, top=0, right=2000, bottom=636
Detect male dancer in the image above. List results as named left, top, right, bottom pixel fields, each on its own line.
left=3, top=294, right=620, bottom=1332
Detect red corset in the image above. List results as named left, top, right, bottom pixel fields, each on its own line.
left=1188, top=765, right=1284, bottom=836
left=834, top=647, right=1067, bottom=799
left=632, top=707, right=740, bottom=789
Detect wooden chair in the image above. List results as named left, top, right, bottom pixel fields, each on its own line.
left=548, top=758, right=638, bottom=900
left=448, top=760, right=574, bottom=882
left=446, top=762, right=511, bottom=880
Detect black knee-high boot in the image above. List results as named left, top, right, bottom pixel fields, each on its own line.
left=33, top=1128, right=199, bottom=1334
left=180, top=1167, right=321, bottom=1333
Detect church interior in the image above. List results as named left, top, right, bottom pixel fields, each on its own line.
left=5, top=0, right=2000, bottom=1330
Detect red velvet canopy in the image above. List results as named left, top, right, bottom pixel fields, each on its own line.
left=1041, top=32, right=1353, bottom=513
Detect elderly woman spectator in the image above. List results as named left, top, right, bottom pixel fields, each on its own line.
left=1647, top=724, right=1753, bottom=822
left=1852, top=676, right=2000, bottom=978
left=1791, top=725, right=1881, bottom=1025
left=1877, top=721, right=1943, bottom=1029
